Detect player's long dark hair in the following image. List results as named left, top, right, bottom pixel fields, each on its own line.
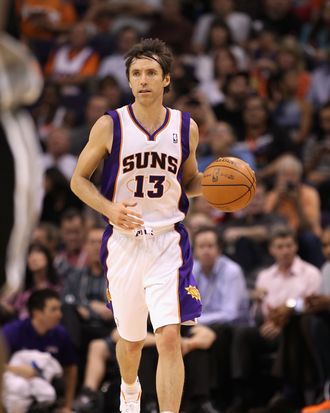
left=125, top=38, right=173, bottom=93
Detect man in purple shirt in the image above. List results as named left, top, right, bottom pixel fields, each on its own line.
left=2, top=289, right=78, bottom=413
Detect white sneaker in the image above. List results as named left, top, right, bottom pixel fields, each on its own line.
left=120, top=389, right=141, bottom=413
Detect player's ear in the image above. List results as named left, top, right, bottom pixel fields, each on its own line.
left=164, top=74, right=170, bottom=88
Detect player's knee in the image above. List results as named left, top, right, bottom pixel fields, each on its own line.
left=156, top=325, right=181, bottom=355
left=122, top=338, right=144, bottom=354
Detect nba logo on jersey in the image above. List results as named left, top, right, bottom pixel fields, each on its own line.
left=172, top=133, right=178, bottom=143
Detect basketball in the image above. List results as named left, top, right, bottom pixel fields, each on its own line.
left=201, top=157, right=256, bottom=212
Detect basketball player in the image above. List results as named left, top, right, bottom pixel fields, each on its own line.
left=71, top=38, right=203, bottom=413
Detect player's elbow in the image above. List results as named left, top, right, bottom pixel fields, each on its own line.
left=70, top=173, right=79, bottom=195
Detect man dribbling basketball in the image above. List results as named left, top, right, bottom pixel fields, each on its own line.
left=71, top=38, right=203, bottom=413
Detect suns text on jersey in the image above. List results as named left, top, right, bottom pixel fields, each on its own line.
left=122, top=152, right=179, bottom=174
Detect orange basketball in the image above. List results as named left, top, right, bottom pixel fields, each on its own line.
left=201, top=157, right=256, bottom=212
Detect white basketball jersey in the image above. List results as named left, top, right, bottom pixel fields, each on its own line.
left=100, top=104, right=191, bottom=230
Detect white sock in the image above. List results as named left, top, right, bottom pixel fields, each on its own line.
left=121, top=377, right=141, bottom=400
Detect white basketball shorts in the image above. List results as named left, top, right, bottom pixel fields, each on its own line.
left=100, top=222, right=202, bottom=342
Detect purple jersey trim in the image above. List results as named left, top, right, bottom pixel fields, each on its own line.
left=100, top=224, right=114, bottom=312
left=175, top=222, right=202, bottom=322
left=128, top=104, right=170, bottom=141
left=100, top=110, right=122, bottom=203
left=178, top=111, right=190, bottom=214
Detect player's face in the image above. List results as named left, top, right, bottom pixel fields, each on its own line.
left=194, top=231, right=219, bottom=268
left=128, top=57, right=170, bottom=103
left=269, top=236, right=297, bottom=268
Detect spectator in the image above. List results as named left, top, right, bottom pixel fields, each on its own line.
left=228, top=226, right=321, bottom=413
left=269, top=68, right=312, bottom=150
left=98, top=25, right=139, bottom=93
left=147, top=0, right=193, bottom=55
left=2, top=289, right=78, bottom=413
left=255, top=0, right=301, bottom=38
left=17, top=0, right=77, bottom=66
left=304, top=102, right=330, bottom=214
left=70, top=94, right=110, bottom=156
left=307, top=51, right=330, bottom=110
left=300, top=0, right=330, bottom=67
left=41, top=168, right=82, bottom=225
left=97, top=75, right=128, bottom=109
left=11, top=243, right=61, bottom=320
left=198, top=47, right=239, bottom=105
left=31, top=222, right=60, bottom=258
left=197, top=122, right=237, bottom=172
left=192, top=0, right=252, bottom=53
left=264, top=155, right=323, bottom=266
left=43, top=127, right=77, bottom=181
left=222, top=182, right=286, bottom=283
left=61, top=225, right=113, bottom=354
left=55, top=208, right=88, bottom=275
left=212, top=72, right=250, bottom=139
left=44, top=22, right=99, bottom=110
left=234, top=95, right=294, bottom=181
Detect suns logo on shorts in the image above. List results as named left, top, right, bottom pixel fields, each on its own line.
left=106, top=288, right=112, bottom=303
left=185, top=285, right=201, bottom=301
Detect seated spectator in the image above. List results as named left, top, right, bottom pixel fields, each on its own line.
left=300, top=0, right=330, bottom=68
left=54, top=209, right=87, bottom=279
left=301, top=225, right=330, bottom=413
left=3, top=349, right=63, bottom=413
left=254, top=0, right=301, bottom=38
left=192, top=0, right=252, bottom=53
left=227, top=226, right=321, bottom=413
left=2, top=289, right=78, bottom=413
left=98, top=25, right=139, bottom=93
left=235, top=95, right=294, bottom=182
left=198, top=47, right=239, bottom=105
left=70, top=94, right=110, bottom=156
left=308, top=51, right=330, bottom=110
left=55, top=208, right=88, bottom=277
left=44, top=22, right=100, bottom=111
left=41, top=168, right=83, bottom=225
left=61, top=225, right=113, bottom=354
left=185, top=212, right=216, bottom=239
left=43, top=127, right=77, bottom=181
left=269, top=68, right=312, bottom=151
left=147, top=0, right=193, bottom=55
left=31, top=222, right=60, bottom=258
left=304, top=102, right=330, bottom=215
left=197, top=122, right=237, bottom=172
left=276, top=39, right=311, bottom=99
left=12, top=243, right=61, bottom=320
left=97, top=75, right=128, bottom=110
left=265, top=155, right=323, bottom=267
left=212, top=71, right=250, bottom=139
left=17, top=0, right=77, bottom=66
left=222, top=182, right=286, bottom=283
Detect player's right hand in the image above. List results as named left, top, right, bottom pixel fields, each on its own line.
left=106, top=201, right=144, bottom=230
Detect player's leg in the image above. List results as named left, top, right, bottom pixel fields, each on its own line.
left=102, top=231, right=149, bottom=411
left=155, top=324, right=183, bottom=413
left=116, top=337, right=144, bottom=385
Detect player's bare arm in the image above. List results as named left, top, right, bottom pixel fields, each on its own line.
left=70, top=115, right=144, bottom=230
left=182, top=119, right=203, bottom=198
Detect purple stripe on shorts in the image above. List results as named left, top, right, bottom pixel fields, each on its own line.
left=175, top=222, right=202, bottom=322
left=100, top=110, right=122, bottom=203
left=100, top=224, right=113, bottom=311
left=178, top=111, right=190, bottom=214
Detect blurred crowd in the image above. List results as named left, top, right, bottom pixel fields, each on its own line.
left=1, top=0, right=330, bottom=413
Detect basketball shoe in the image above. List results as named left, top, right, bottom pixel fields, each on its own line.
left=120, top=387, right=141, bottom=413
